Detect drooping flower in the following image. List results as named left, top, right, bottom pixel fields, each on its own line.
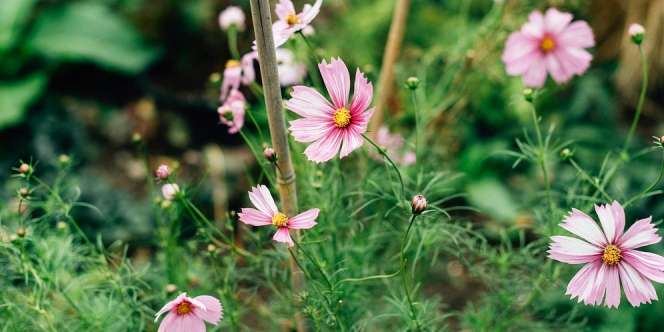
left=161, top=184, right=180, bottom=201
left=238, top=185, right=318, bottom=246
left=219, top=6, right=245, bottom=31
left=548, top=201, right=664, bottom=307
left=217, top=90, right=246, bottom=134
left=372, top=126, right=416, bottom=166
left=154, top=293, right=223, bottom=332
left=502, top=8, right=595, bottom=88
left=272, top=0, right=322, bottom=47
left=220, top=59, right=243, bottom=101
left=286, top=58, right=374, bottom=163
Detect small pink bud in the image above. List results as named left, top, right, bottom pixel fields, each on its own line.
left=155, top=164, right=170, bottom=180
left=411, top=194, right=427, bottom=215
left=263, top=146, right=277, bottom=163
left=628, top=23, right=644, bottom=44
left=18, top=163, right=30, bottom=174
left=219, top=6, right=245, bottom=31
left=161, top=184, right=180, bottom=201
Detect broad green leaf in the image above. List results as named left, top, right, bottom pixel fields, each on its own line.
left=0, top=0, right=36, bottom=53
left=26, top=2, right=158, bottom=74
left=0, top=72, right=47, bottom=129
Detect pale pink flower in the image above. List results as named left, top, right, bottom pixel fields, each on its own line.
left=286, top=58, right=374, bottom=163
left=220, top=59, right=242, bottom=101
left=272, top=0, right=322, bottom=47
left=502, top=8, right=595, bottom=88
left=548, top=201, right=664, bottom=307
left=219, top=6, right=245, bottom=31
left=373, top=126, right=416, bottom=166
left=155, top=164, right=170, bottom=180
left=241, top=49, right=305, bottom=87
left=217, top=90, right=246, bottom=134
left=154, top=292, right=223, bottom=332
left=161, top=184, right=180, bottom=201
left=238, top=185, right=318, bottom=247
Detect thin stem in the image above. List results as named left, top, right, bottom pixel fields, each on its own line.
left=568, top=158, right=613, bottom=202
left=400, top=214, right=422, bottom=331
left=298, top=31, right=321, bottom=64
left=362, top=133, right=406, bottom=200
left=624, top=147, right=664, bottom=208
left=529, top=104, right=554, bottom=212
left=411, top=89, right=424, bottom=164
left=297, top=31, right=323, bottom=90
left=246, top=109, right=267, bottom=145
left=622, top=45, right=649, bottom=154
left=227, top=26, right=240, bottom=60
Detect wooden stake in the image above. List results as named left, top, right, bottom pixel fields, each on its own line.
left=248, top=1, right=306, bottom=331
left=368, top=0, right=411, bottom=135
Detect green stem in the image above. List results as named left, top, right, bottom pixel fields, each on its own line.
left=227, top=26, right=240, bottom=60
left=529, top=103, right=554, bottom=212
left=411, top=89, right=424, bottom=164
left=362, top=133, right=406, bottom=200
left=622, top=45, right=649, bottom=154
left=400, top=214, right=422, bottom=331
left=246, top=109, right=267, bottom=145
left=569, top=158, right=612, bottom=202
left=624, top=147, right=664, bottom=208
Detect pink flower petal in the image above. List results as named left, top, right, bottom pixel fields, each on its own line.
left=619, top=261, right=658, bottom=306
left=155, top=293, right=187, bottom=322
left=157, top=312, right=178, bottom=332
left=521, top=11, right=545, bottom=39
left=543, top=8, right=573, bottom=34
left=619, top=217, right=661, bottom=249
left=298, top=0, right=322, bottom=26
left=545, top=53, right=573, bottom=83
left=304, top=128, right=343, bottom=163
left=220, top=66, right=242, bottom=102
left=288, top=208, right=319, bottom=229
left=622, top=250, right=664, bottom=283
left=318, top=58, right=351, bottom=109
left=549, top=235, right=603, bottom=256
left=275, top=0, right=295, bottom=21
left=605, top=265, right=621, bottom=308
left=350, top=68, right=373, bottom=114
left=273, top=227, right=294, bottom=246
left=559, top=209, right=607, bottom=247
left=339, top=129, right=364, bottom=159
left=595, top=201, right=625, bottom=244
left=289, top=117, right=334, bottom=143
left=286, top=86, right=335, bottom=119
left=238, top=208, right=273, bottom=226
left=522, top=57, right=547, bottom=88
left=248, top=185, right=278, bottom=216
left=566, top=260, right=601, bottom=302
left=559, top=21, right=595, bottom=49
left=193, top=295, right=223, bottom=325
left=179, top=314, right=206, bottom=332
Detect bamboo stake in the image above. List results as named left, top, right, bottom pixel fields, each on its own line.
left=248, top=1, right=306, bottom=331
left=368, top=0, right=411, bottom=135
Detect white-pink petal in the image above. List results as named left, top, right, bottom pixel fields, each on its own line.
left=193, top=295, right=223, bottom=325
left=559, top=209, right=607, bottom=247
left=288, top=208, right=319, bottom=229
left=318, top=58, right=351, bottom=109
left=619, top=217, right=661, bottom=249
left=238, top=208, right=273, bottom=226
left=273, top=227, right=294, bottom=246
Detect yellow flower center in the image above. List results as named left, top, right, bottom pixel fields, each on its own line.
left=540, top=36, right=556, bottom=52
left=286, top=14, right=300, bottom=26
left=226, top=59, right=241, bottom=68
left=176, top=302, right=193, bottom=315
left=272, top=212, right=288, bottom=227
left=602, top=245, right=621, bottom=265
left=333, top=108, right=352, bottom=128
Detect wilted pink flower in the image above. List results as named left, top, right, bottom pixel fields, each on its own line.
left=373, top=126, right=416, bottom=166
left=155, top=164, right=170, bottom=180
left=154, top=292, right=222, bottom=332
left=502, top=8, right=595, bottom=88
left=220, top=60, right=242, bottom=101
left=272, top=0, right=322, bottom=47
left=161, top=184, right=180, bottom=201
left=238, top=185, right=318, bottom=246
left=219, top=6, right=245, bottom=31
left=218, top=90, right=246, bottom=134
left=287, top=58, right=374, bottom=163
left=548, top=201, right=664, bottom=307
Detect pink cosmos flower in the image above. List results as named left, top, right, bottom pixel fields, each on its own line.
left=238, top=185, right=319, bottom=247
left=217, top=90, right=246, bottom=134
left=372, top=126, right=416, bottom=166
left=161, top=184, right=180, bottom=201
left=286, top=58, right=374, bottom=163
left=502, top=8, right=595, bottom=88
left=272, top=0, right=322, bottom=47
left=154, top=292, right=222, bottom=332
left=220, top=59, right=243, bottom=102
left=548, top=201, right=664, bottom=307
left=219, top=6, right=245, bottom=31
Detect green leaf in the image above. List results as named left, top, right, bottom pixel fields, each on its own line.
left=26, top=2, right=158, bottom=74
left=0, top=72, right=47, bottom=129
left=466, top=178, right=519, bottom=223
left=0, top=0, right=36, bottom=53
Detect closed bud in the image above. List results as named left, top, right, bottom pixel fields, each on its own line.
left=131, top=132, right=142, bottom=143
left=405, top=77, right=420, bottom=90
left=207, top=244, right=217, bottom=252
left=411, top=194, right=427, bottom=215
left=58, top=154, right=71, bottom=167
left=18, top=163, right=31, bottom=174
left=523, top=88, right=535, bottom=103
left=18, top=188, right=29, bottom=198
left=560, top=148, right=574, bottom=160
left=263, top=146, right=277, bottom=163
left=161, top=184, right=180, bottom=201
left=155, top=164, right=171, bottom=180
left=16, top=227, right=26, bottom=238
left=165, top=284, right=178, bottom=293
left=628, top=23, right=644, bottom=45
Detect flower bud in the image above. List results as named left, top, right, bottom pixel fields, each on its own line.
left=18, top=163, right=31, bottom=174
left=155, top=164, right=171, bottom=180
left=523, top=88, right=535, bottom=103
left=219, top=6, right=245, bottom=31
left=165, top=284, right=178, bottom=293
left=161, top=184, right=180, bottom=201
left=18, top=188, right=29, bottom=198
left=411, top=194, right=427, bottom=215
left=628, top=23, right=644, bottom=45
left=405, top=77, right=420, bottom=90
left=263, top=146, right=277, bottom=163
left=207, top=244, right=217, bottom=253
left=131, top=132, right=142, bottom=143
left=560, top=148, right=574, bottom=160
left=16, top=227, right=26, bottom=238
left=660, top=136, right=664, bottom=145
left=58, top=154, right=71, bottom=168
